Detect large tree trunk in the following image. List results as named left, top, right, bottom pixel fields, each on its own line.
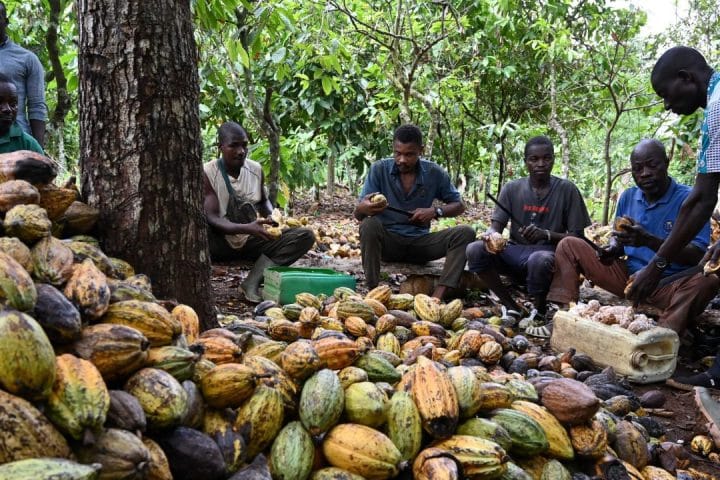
left=77, top=0, right=217, bottom=329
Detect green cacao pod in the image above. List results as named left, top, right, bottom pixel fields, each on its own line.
left=299, top=368, right=344, bottom=436
left=270, top=421, right=315, bottom=480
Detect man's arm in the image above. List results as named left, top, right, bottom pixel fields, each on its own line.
left=655, top=173, right=720, bottom=260
left=29, top=119, right=45, bottom=148
left=629, top=172, right=720, bottom=302
left=203, top=173, right=273, bottom=239
left=26, top=54, right=47, bottom=147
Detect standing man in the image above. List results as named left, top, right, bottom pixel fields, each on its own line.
left=354, top=124, right=475, bottom=300
left=0, top=72, right=42, bottom=153
left=204, top=122, right=315, bottom=303
left=547, top=139, right=718, bottom=333
left=466, top=136, right=591, bottom=318
left=629, top=46, right=720, bottom=388
left=0, top=1, right=46, bottom=147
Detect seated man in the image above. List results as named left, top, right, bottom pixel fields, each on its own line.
left=0, top=72, right=43, bottom=154
left=547, top=139, right=720, bottom=334
left=353, top=124, right=475, bottom=300
left=203, top=121, right=315, bottom=303
left=466, top=135, right=591, bottom=317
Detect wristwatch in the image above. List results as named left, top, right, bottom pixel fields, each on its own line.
left=652, top=255, right=669, bottom=271
left=435, top=207, right=444, bottom=218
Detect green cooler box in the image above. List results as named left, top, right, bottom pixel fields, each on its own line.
left=262, top=266, right=356, bottom=305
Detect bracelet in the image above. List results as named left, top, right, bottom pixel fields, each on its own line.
left=546, top=230, right=551, bottom=242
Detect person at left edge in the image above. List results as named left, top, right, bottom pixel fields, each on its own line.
left=353, top=124, right=475, bottom=300
left=0, top=72, right=43, bottom=154
left=203, top=121, right=315, bottom=303
left=0, top=1, right=46, bottom=147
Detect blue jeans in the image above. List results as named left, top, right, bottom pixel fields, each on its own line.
left=466, top=241, right=555, bottom=296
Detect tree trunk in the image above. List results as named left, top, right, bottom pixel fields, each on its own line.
left=327, top=136, right=336, bottom=196
left=548, top=62, right=570, bottom=179
left=77, top=0, right=216, bottom=329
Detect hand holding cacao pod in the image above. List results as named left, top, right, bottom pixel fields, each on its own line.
left=483, top=231, right=507, bottom=254
left=369, top=193, right=388, bottom=208
left=265, top=226, right=282, bottom=239
left=703, top=241, right=720, bottom=276
left=613, top=216, right=634, bottom=232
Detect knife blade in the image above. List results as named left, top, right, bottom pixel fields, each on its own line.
left=486, top=193, right=525, bottom=227
left=385, top=205, right=413, bottom=217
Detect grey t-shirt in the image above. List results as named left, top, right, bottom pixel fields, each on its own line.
left=492, top=176, right=591, bottom=245
left=0, top=40, right=47, bottom=134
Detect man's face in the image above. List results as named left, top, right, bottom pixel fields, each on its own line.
left=219, top=130, right=249, bottom=170
left=630, top=144, right=669, bottom=198
left=524, top=144, right=554, bottom=180
left=393, top=141, right=422, bottom=174
left=0, top=81, right=18, bottom=133
left=652, top=73, right=704, bottom=115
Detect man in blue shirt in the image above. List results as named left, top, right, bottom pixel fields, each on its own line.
left=0, top=1, right=46, bottom=146
left=353, top=124, right=474, bottom=300
left=547, top=139, right=719, bottom=334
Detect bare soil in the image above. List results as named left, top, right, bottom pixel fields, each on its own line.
left=210, top=190, right=720, bottom=476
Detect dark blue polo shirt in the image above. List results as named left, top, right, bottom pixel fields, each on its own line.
left=616, top=178, right=710, bottom=276
left=359, top=158, right=461, bottom=237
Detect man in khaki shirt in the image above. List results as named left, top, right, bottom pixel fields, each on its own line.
left=203, top=122, right=314, bottom=303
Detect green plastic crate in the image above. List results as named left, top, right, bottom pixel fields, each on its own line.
left=262, top=266, right=356, bottom=305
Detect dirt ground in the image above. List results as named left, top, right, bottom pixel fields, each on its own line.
left=210, top=190, right=720, bottom=476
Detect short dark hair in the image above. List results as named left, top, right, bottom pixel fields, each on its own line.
left=393, top=124, right=423, bottom=147
left=217, top=121, right=247, bottom=146
left=524, top=136, right=554, bottom=158
left=631, top=138, right=668, bottom=163
left=651, top=46, right=711, bottom=83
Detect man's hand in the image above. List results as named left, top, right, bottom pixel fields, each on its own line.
left=520, top=224, right=550, bottom=243
left=355, top=192, right=387, bottom=219
left=626, top=263, right=662, bottom=306
left=247, top=219, right=276, bottom=241
left=597, top=240, right=623, bottom=266
left=613, top=222, right=652, bottom=248
left=702, top=241, right=720, bottom=272
left=409, top=207, right=437, bottom=225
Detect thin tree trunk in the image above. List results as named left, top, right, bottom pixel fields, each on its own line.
left=77, top=0, right=216, bottom=329
left=548, top=62, right=570, bottom=178
left=327, top=135, right=336, bottom=195
left=46, top=0, right=71, bottom=168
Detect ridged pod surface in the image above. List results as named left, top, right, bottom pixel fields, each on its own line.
left=4, top=204, right=52, bottom=244
left=412, top=356, right=459, bottom=439
left=510, top=400, right=574, bottom=460
left=172, top=304, right=200, bottom=344
left=64, top=258, right=111, bottom=320
left=270, top=421, right=315, bottom=480
left=322, top=423, right=402, bottom=480
left=124, top=368, right=188, bottom=430
left=101, top=300, right=181, bottom=347
left=0, top=389, right=71, bottom=463
left=314, top=336, right=362, bottom=370
left=412, top=448, right=461, bottom=480
left=386, top=390, right=422, bottom=461
left=0, top=309, right=55, bottom=401
left=432, top=435, right=509, bottom=479
left=200, top=363, right=257, bottom=409
left=0, top=458, right=100, bottom=480
left=299, top=369, right=344, bottom=436
left=489, top=409, right=549, bottom=457
left=33, top=283, right=81, bottom=343
left=344, top=381, right=388, bottom=428
left=235, top=384, right=285, bottom=459
left=0, top=251, right=36, bottom=311
left=30, top=235, right=74, bottom=286
left=73, top=323, right=150, bottom=383
left=45, top=354, right=110, bottom=441
left=142, top=437, right=173, bottom=480
left=74, top=428, right=151, bottom=480
left=310, top=467, right=366, bottom=480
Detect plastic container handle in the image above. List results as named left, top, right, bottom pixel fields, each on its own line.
left=630, top=351, right=676, bottom=368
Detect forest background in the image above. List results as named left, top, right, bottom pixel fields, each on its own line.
left=10, top=0, right=720, bottom=225
left=4, top=0, right=719, bottom=323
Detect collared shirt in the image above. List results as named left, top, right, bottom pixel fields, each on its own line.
left=359, top=158, right=461, bottom=236
left=0, top=39, right=47, bottom=134
left=616, top=178, right=710, bottom=275
left=0, top=122, right=43, bottom=154
left=698, top=70, right=720, bottom=173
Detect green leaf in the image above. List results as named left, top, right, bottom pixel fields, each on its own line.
left=271, top=47, right=286, bottom=63
left=321, top=76, right=333, bottom=96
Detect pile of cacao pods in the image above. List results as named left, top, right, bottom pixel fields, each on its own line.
left=0, top=151, right=716, bottom=479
